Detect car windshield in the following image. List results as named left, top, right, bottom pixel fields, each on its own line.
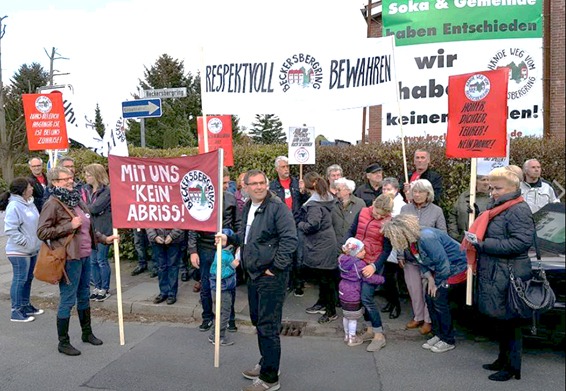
left=533, top=203, right=565, bottom=255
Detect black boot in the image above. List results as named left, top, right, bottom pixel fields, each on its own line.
left=482, top=359, right=507, bottom=371
left=381, top=302, right=393, bottom=313
left=78, top=308, right=103, bottom=346
left=389, top=302, right=401, bottom=319
left=488, top=369, right=521, bottom=381
left=57, top=317, right=81, bottom=356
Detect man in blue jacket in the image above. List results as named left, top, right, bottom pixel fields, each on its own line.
left=219, top=169, right=297, bottom=391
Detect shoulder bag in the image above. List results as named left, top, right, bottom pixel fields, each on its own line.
left=507, top=230, right=556, bottom=335
left=34, top=198, right=75, bottom=285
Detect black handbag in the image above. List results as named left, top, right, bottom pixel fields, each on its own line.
left=507, top=231, right=556, bottom=335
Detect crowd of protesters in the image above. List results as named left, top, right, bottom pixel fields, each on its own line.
left=1, top=150, right=560, bottom=390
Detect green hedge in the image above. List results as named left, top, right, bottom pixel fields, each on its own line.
left=8, top=136, right=564, bottom=260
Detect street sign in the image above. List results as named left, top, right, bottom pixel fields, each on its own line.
left=143, top=87, right=187, bottom=99
left=122, top=99, right=162, bottom=119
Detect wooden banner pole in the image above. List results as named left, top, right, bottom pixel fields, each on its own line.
left=465, top=158, right=478, bottom=306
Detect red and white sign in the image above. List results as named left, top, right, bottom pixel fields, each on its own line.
left=22, top=93, right=68, bottom=151
left=108, top=151, right=219, bottom=232
left=197, top=115, right=234, bottom=166
left=446, top=68, right=509, bottom=158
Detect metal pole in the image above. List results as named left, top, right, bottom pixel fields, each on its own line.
left=361, top=0, right=373, bottom=144
left=140, top=118, right=146, bottom=148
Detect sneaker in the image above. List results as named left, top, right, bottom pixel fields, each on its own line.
left=305, top=304, right=325, bottom=314
left=89, top=289, right=99, bottom=300
left=293, top=287, right=304, bottom=297
left=358, top=328, right=375, bottom=342
left=366, top=337, right=386, bottom=352
left=11, top=309, right=35, bottom=323
left=131, top=265, right=147, bottom=276
left=317, top=313, right=338, bottom=324
left=24, top=305, right=44, bottom=316
left=149, top=269, right=158, bottom=278
left=242, top=378, right=280, bottom=391
left=347, top=335, right=364, bottom=347
left=242, top=364, right=262, bottom=380
left=430, top=340, right=455, bottom=353
left=208, top=334, right=234, bottom=346
left=199, top=319, right=213, bottom=332
left=166, top=297, right=177, bottom=305
left=422, top=336, right=441, bottom=350
left=242, top=364, right=281, bottom=381
left=181, top=271, right=189, bottom=282
left=95, top=290, right=111, bottom=302
left=228, top=321, right=238, bottom=332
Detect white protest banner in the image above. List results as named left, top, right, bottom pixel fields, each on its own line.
left=38, top=85, right=105, bottom=154
left=477, top=135, right=511, bottom=176
left=382, top=1, right=543, bottom=141
left=102, top=117, right=129, bottom=157
left=202, top=37, right=397, bottom=113
left=288, top=126, right=316, bottom=165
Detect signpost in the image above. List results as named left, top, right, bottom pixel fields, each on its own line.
left=121, top=98, right=162, bottom=119
left=144, top=87, right=187, bottom=99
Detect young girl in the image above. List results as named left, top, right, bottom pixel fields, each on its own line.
left=339, top=238, right=385, bottom=347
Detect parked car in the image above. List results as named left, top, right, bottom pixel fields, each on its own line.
left=526, top=202, right=565, bottom=344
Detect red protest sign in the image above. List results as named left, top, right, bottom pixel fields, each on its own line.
left=446, top=68, right=509, bottom=158
left=197, top=115, right=234, bottom=166
left=108, top=151, right=219, bottom=232
left=22, top=93, right=68, bottom=151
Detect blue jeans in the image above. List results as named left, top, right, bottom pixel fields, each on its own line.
left=8, top=255, right=37, bottom=311
left=153, top=243, right=181, bottom=298
left=425, top=285, right=455, bottom=345
left=361, top=281, right=383, bottom=333
left=248, top=271, right=288, bottom=384
left=90, top=243, right=111, bottom=291
left=133, top=229, right=156, bottom=270
left=58, top=257, right=91, bottom=318
left=197, top=248, right=215, bottom=322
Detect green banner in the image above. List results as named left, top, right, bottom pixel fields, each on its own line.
left=382, top=0, right=543, bottom=46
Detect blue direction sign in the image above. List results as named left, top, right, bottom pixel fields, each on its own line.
left=122, top=98, right=162, bottom=119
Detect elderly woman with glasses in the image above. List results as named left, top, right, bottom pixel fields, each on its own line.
left=332, top=177, right=365, bottom=244
left=399, top=179, right=446, bottom=336
left=37, top=167, right=118, bottom=356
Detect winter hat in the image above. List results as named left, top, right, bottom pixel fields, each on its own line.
left=342, top=237, right=364, bottom=257
left=221, top=228, right=234, bottom=249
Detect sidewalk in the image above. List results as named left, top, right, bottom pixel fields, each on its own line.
left=0, top=234, right=413, bottom=338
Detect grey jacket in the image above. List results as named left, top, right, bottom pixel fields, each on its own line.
left=447, top=190, right=490, bottom=242
left=4, top=195, right=41, bottom=256
left=400, top=202, right=447, bottom=231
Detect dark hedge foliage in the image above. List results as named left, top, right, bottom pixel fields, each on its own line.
left=10, top=136, right=564, bottom=260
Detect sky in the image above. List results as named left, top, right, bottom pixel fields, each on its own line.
left=2, top=0, right=369, bottom=144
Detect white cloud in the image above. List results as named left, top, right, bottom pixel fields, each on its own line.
left=3, top=0, right=369, bottom=143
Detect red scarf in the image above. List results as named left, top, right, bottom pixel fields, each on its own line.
left=461, top=196, right=524, bottom=272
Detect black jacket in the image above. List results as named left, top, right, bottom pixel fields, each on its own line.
left=28, top=173, right=47, bottom=212
left=476, top=190, right=534, bottom=320
left=269, top=176, right=309, bottom=223
left=188, top=192, right=242, bottom=253
left=229, top=192, right=297, bottom=280
left=409, top=168, right=443, bottom=205
left=83, top=184, right=113, bottom=236
left=354, top=183, right=382, bottom=207
left=298, top=194, right=338, bottom=269
left=147, top=228, right=187, bottom=245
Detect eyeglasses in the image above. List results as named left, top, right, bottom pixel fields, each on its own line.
left=54, top=177, right=74, bottom=182
left=246, top=181, right=267, bottom=187
left=30, top=165, right=42, bottom=168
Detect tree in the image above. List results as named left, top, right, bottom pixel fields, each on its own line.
left=248, top=114, right=286, bottom=145
left=127, top=54, right=201, bottom=149
left=93, top=104, right=105, bottom=138
left=0, top=62, right=49, bottom=182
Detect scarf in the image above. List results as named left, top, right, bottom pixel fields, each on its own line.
left=51, top=187, right=82, bottom=207
left=461, top=195, right=524, bottom=272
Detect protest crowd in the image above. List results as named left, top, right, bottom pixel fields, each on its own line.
left=1, top=151, right=560, bottom=391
